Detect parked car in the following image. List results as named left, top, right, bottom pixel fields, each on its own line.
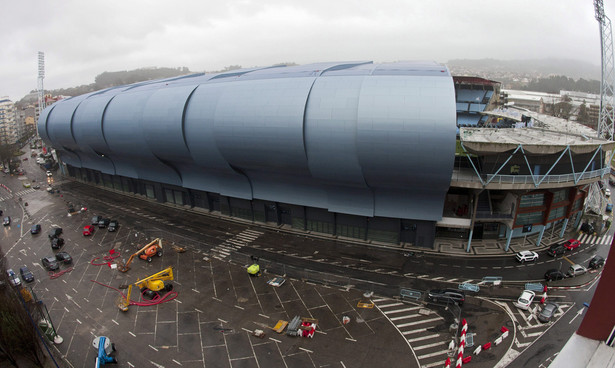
left=581, top=222, right=595, bottom=234
left=544, top=269, right=566, bottom=281
left=514, top=290, right=535, bottom=310
left=98, top=218, right=110, bottom=228
left=19, top=266, right=34, bottom=283
left=607, top=203, right=613, bottom=213
left=606, top=188, right=611, bottom=197
left=6, top=269, right=21, bottom=286
left=41, top=256, right=60, bottom=271
left=589, top=255, right=606, bottom=269
left=562, top=239, right=581, bottom=251
left=108, top=220, right=119, bottom=232
left=91, top=215, right=103, bottom=225
left=516, top=250, right=538, bottom=263
left=567, top=264, right=588, bottom=277
left=46, top=171, right=53, bottom=177
left=55, top=252, right=73, bottom=264
left=48, top=227, right=63, bottom=239
left=83, top=225, right=95, bottom=236
left=538, top=302, right=559, bottom=323
left=51, top=237, right=65, bottom=249
left=427, top=289, right=465, bottom=306
left=3, top=216, right=10, bottom=226
left=31, top=224, right=41, bottom=234
left=547, top=244, right=566, bottom=257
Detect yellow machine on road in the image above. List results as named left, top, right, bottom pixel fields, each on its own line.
left=119, top=238, right=163, bottom=272
left=118, top=267, right=174, bottom=311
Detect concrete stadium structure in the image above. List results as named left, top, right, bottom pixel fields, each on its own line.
left=38, top=61, right=615, bottom=249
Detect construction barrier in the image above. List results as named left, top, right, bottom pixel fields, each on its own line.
left=455, top=319, right=468, bottom=368
left=482, top=342, right=491, bottom=350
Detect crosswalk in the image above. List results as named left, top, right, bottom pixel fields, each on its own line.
left=495, top=300, right=572, bottom=349
left=577, top=232, right=613, bottom=246
left=209, top=229, right=264, bottom=260
left=374, top=298, right=452, bottom=368
left=0, top=188, right=38, bottom=202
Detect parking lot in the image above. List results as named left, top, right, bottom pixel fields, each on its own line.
left=2, top=185, right=426, bottom=368
left=3, top=180, right=600, bottom=368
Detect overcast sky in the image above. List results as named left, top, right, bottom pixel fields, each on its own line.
left=1, top=0, right=613, bottom=101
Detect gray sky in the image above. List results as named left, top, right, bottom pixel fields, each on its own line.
left=1, top=0, right=613, bottom=101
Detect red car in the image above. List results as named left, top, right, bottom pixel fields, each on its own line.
left=563, top=238, right=580, bottom=250
left=83, top=225, right=95, bottom=236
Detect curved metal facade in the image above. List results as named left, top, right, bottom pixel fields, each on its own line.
left=39, top=61, right=457, bottom=221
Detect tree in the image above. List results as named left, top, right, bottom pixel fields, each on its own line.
left=0, top=252, right=46, bottom=367
left=577, top=100, right=591, bottom=126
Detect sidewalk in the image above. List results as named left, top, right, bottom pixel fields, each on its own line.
left=432, top=223, right=588, bottom=257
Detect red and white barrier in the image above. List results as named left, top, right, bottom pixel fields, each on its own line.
left=455, top=319, right=468, bottom=368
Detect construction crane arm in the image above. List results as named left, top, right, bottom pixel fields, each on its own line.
left=134, top=266, right=174, bottom=287
left=120, top=238, right=162, bottom=272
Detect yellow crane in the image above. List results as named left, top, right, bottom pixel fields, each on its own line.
left=118, top=267, right=174, bottom=311
left=119, top=238, right=163, bottom=272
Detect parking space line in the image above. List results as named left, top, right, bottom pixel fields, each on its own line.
left=397, top=317, right=443, bottom=328
left=383, top=306, right=421, bottom=315
left=413, top=340, right=447, bottom=351
left=390, top=314, right=420, bottom=321
left=407, top=333, right=441, bottom=343
left=379, top=302, right=404, bottom=308
left=417, top=349, right=449, bottom=360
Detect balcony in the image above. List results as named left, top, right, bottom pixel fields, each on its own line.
left=451, top=167, right=609, bottom=190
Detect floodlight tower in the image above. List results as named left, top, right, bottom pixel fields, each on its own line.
left=37, top=51, right=45, bottom=137
left=595, top=0, right=615, bottom=139
left=585, top=1, right=615, bottom=216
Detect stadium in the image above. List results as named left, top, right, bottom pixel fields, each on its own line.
left=38, top=60, right=614, bottom=250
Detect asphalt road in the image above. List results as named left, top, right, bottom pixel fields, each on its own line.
left=0, top=158, right=609, bottom=368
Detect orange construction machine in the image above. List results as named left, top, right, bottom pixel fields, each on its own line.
left=119, top=238, right=163, bottom=272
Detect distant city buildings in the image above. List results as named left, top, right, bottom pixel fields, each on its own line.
left=0, top=95, right=51, bottom=146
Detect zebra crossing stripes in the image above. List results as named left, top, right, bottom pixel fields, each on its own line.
left=210, top=229, right=263, bottom=260
left=374, top=298, right=450, bottom=367
left=577, top=232, right=613, bottom=245
left=0, top=188, right=37, bottom=202
left=495, top=300, right=572, bottom=349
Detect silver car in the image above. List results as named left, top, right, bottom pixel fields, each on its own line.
left=538, top=302, right=559, bottom=323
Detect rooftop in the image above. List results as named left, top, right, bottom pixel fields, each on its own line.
left=460, top=107, right=615, bottom=154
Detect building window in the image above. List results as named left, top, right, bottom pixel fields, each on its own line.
left=145, top=185, right=155, bottom=199
left=515, top=211, right=544, bottom=226
left=519, top=193, right=544, bottom=208
left=552, top=189, right=568, bottom=203
left=548, top=206, right=567, bottom=221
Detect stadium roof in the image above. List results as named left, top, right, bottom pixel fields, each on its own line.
left=460, top=109, right=615, bottom=154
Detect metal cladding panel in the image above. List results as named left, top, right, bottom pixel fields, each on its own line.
left=304, top=76, right=374, bottom=216
left=357, top=75, right=456, bottom=220
left=72, top=94, right=115, bottom=154
left=142, top=85, right=197, bottom=161
left=103, top=90, right=181, bottom=185
left=213, top=78, right=314, bottom=175
left=248, top=170, right=328, bottom=209
left=69, top=94, right=119, bottom=173
left=305, top=76, right=366, bottom=186
left=57, top=150, right=81, bottom=168
left=184, top=84, right=253, bottom=199
left=38, top=104, right=54, bottom=144
left=45, top=95, right=89, bottom=150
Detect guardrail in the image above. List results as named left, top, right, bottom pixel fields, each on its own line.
left=400, top=288, right=422, bottom=301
